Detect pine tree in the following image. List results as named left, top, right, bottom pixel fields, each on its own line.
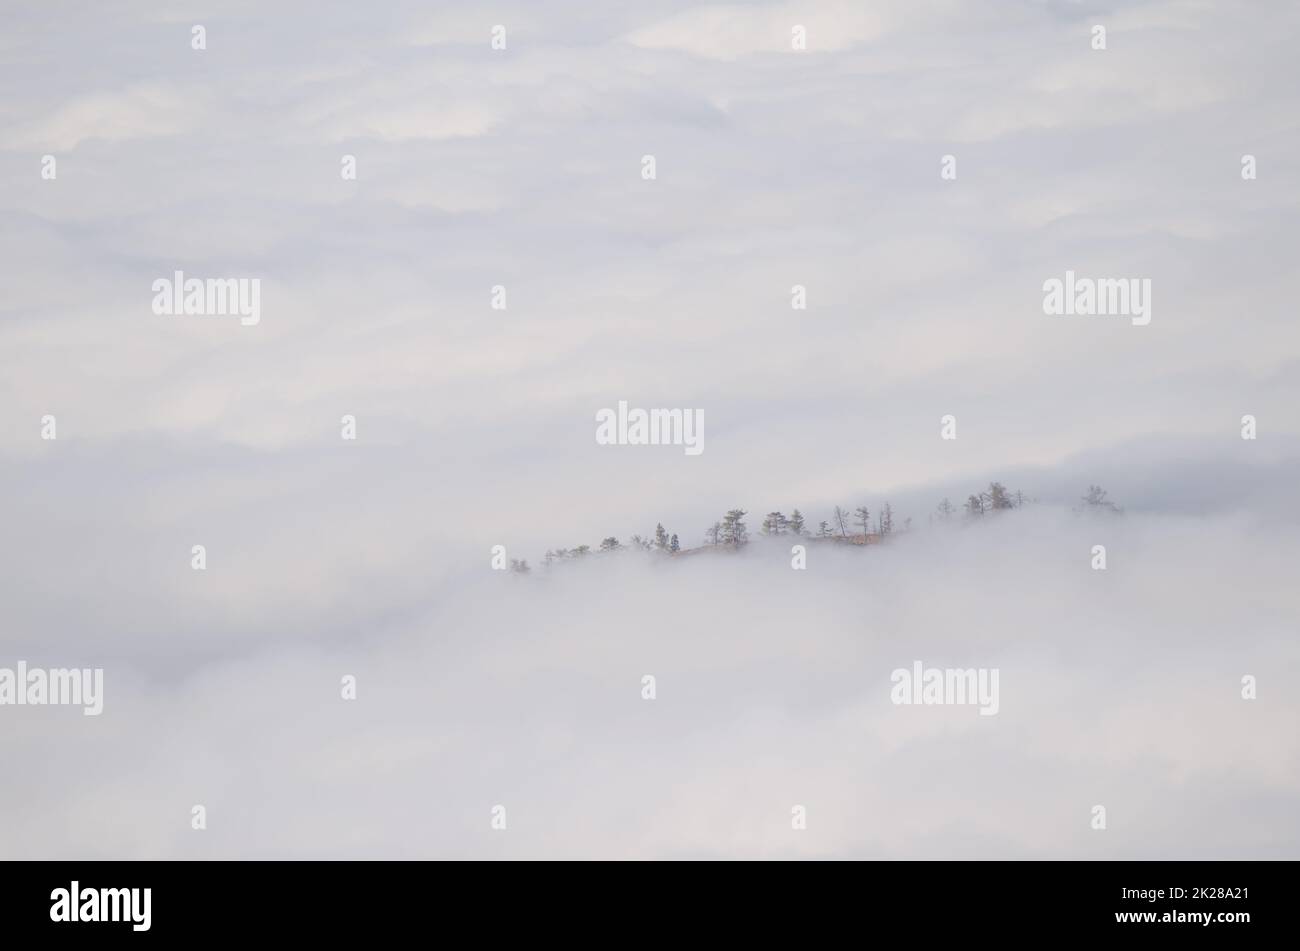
left=881, top=502, right=894, bottom=534
left=936, top=498, right=954, bottom=520
left=1080, top=485, right=1121, bottom=513
left=669, top=534, right=680, bottom=552
left=854, top=505, right=871, bottom=537
left=721, top=509, right=749, bottom=547
left=599, top=537, right=622, bottom=551
left=788, top=509, right=806, bottom=536
left=653, top=523, right=670, bottom=551
left=965, top=495, right=984, bottom=517
left=987, top=482, right=1013, bottom=511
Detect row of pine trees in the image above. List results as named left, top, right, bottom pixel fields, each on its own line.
left=527, top=483, right=1117, bottom=571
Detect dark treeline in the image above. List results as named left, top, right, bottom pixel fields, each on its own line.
left=523, top=483, right=1119, bottom=572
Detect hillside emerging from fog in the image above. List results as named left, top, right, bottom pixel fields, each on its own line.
left=511, top=482, right=1121, bottom=571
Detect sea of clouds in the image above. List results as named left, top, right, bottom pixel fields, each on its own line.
left=2, top=0, right=1298, bottom=857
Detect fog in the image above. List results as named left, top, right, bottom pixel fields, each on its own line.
left=2, top=482, right=1297, bottom=858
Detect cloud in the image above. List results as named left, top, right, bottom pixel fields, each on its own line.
left=1, top=84, right=203, bottom=151
left=624, top=1, right=898, bottom=60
